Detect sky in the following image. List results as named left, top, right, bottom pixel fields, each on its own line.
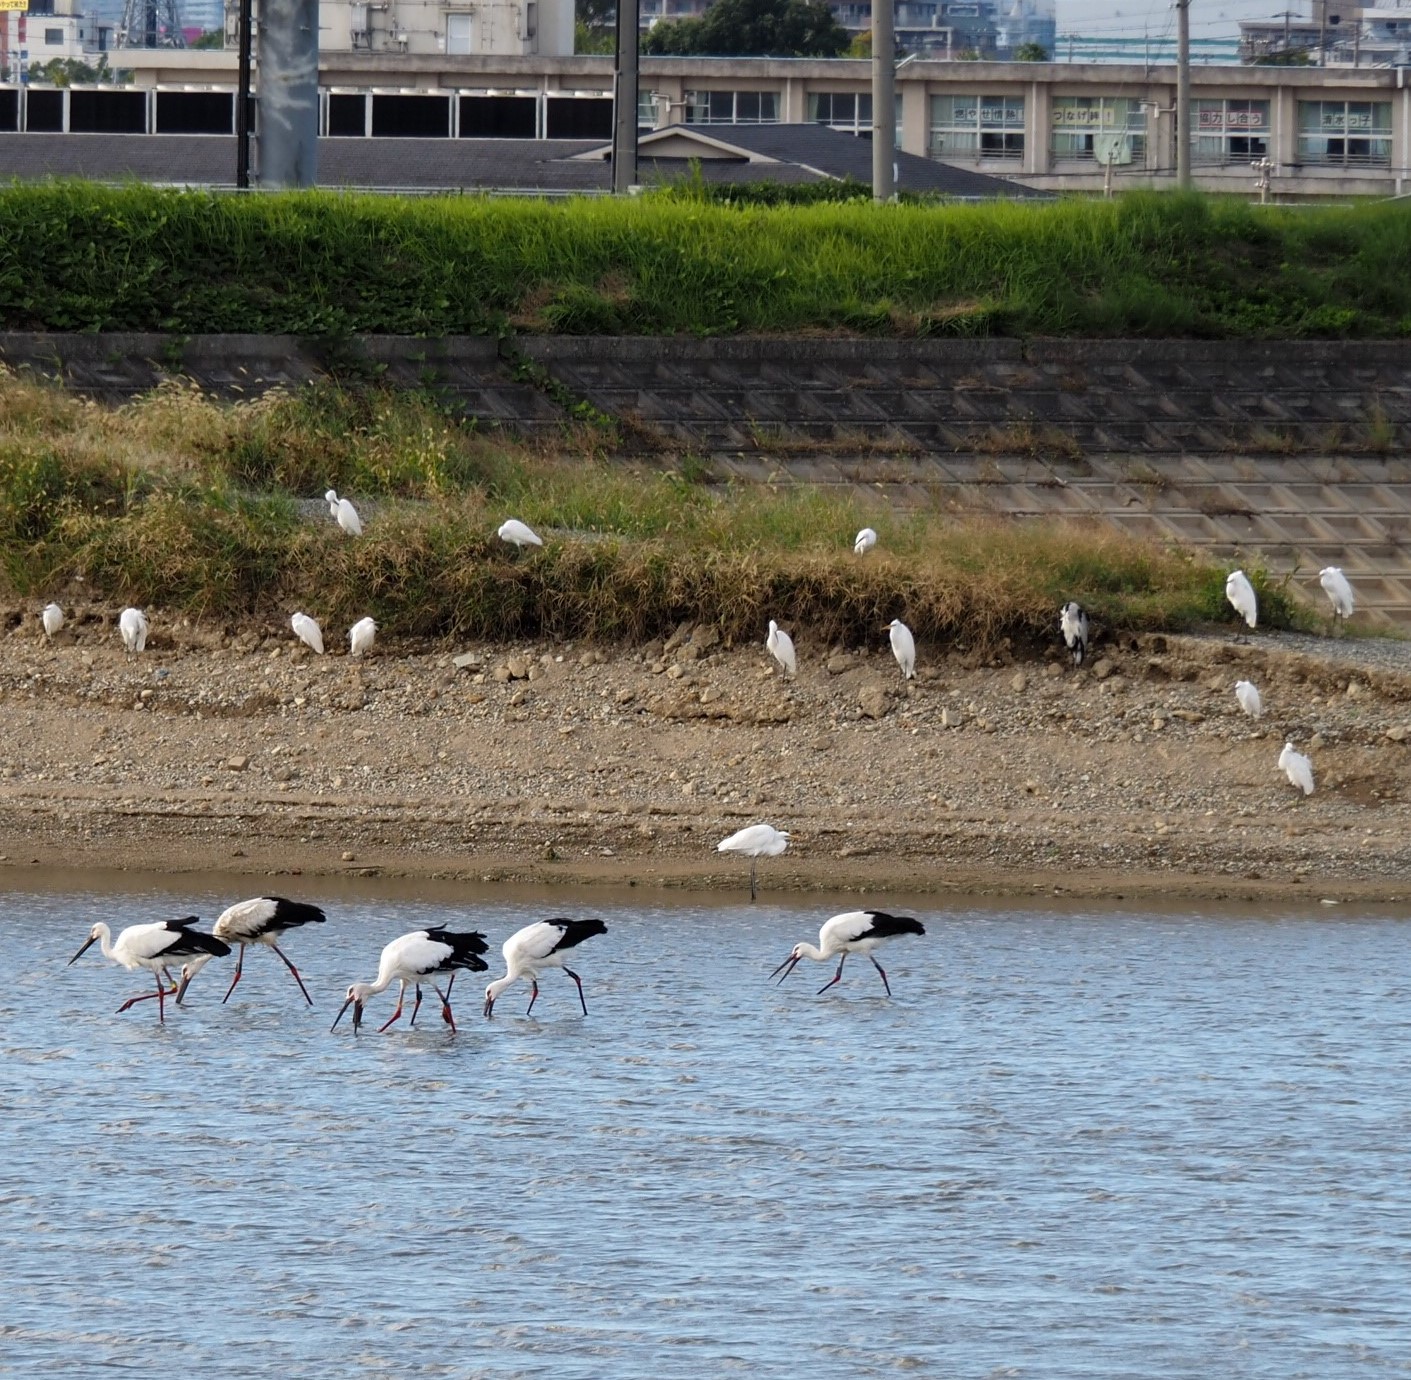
left=1053, top=0, right=1293, bottom=43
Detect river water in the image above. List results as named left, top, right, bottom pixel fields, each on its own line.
left=3, top=878, right=1408, bottom=1377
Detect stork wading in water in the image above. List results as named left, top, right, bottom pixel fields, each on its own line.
left=484, top=919, right=608, bottom=1018
left=770, top=910, right=926, bottom=998
left=68, top=917, right=231, bottom=1022
left=332, top=928, right=490, bottom=1034
left=212, top=897, right=328, bottom=1006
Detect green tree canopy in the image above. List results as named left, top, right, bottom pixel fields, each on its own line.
left=1013, top=40, right=1049, bottom=60
left=642, top=0, right=850, bottom=57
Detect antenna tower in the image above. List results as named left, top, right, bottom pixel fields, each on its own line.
left=119, top=0, right=187, bottom=47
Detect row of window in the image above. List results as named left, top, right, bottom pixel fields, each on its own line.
left=0, top=84, right=1397, bottom=167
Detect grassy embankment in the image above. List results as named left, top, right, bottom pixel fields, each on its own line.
left=0, top=370, right=1300, bottom=649
left=3, top=183, right=1363, bottom=646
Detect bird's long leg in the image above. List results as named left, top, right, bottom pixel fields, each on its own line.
left=408, top=984, right=424, bottom=1028
left=525, top=979, right=540, bottom=1016
left=431, top=981, right=456, bottom=1033
left=816, top=953, right=848, bottom=995
left=445, top=973, right=456, bottom=1001
left=379, top=980, right=407, bottom=1033
left=269, top=942, right=313, bottom=1006
left=869, top=954, right=894, bottom=998
left=564, top=965, right=588, bottom=1015
left=118, top=971, right=179, bottom=1015
left=749, top=859, right=757, bottom=903
left=222, top=944, right=246, bottom=1003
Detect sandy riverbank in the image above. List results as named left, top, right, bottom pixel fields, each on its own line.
left=1, top=609, right=1408, bottom=905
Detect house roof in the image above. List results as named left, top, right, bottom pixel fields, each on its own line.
left=0, top=124, right=1048, bottom=198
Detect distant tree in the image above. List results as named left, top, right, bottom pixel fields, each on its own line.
left=1254, top=47, right=1313, bottom=64
left=954, top=47, right=981, bottom=59
left=847, top=29, right=871, bottom=57
left=1013, top=40, right=1048, bottom=60
left=191, top=29, right=225, bottom=49
left=34, top=56, right=112, bottom=86
left=642, top=0, right=850, bottom=57
left=576, top=0, right=616, bottom=50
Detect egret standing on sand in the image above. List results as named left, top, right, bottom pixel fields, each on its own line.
left=1234, top=679, right=1262, bottom=720
left=483, top=918, right=608, bottom=1018
left=119, top=608, right=148, bottom=654
left=349, top=617, right=377, bottom=658
left=716, top=823, right=790, bottom=902
left=1319, top=567, right=1355, bottom=622
left=886, top=618, right=915, bottom=680
left=1278, top=742, right=1315, bottom=796
left=68, top=916, right=231, bottom=1022
left=212, top=896, right=328, bottom=1005
left=325, top=490, right=363, bottom=537
left=498, top=519, right=543, bottom=549
left=1060, top=601, right=1090, bottom=666
left=854, top=528, right=878, bottom=555
left=42, top=603, right=63, bottom=637
left=291, top=612, right=324, bottom=655
left=770, top=910, right=926, bottom=998
left=332, top=927, right=490, bottom=1034
left=1226, top=570, right=1258, bottom=630
left=766, top=620, right=797, bottom=678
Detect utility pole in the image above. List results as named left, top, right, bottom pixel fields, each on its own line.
left=1175, top=0, right=1191, bottom=188
left=612, top=0, right=640, bottom=194
left=872, top=0, right=895, bottom=202
left=235, top=0, right=253, bottom=188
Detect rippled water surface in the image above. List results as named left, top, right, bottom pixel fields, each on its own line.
left=4, top=882, right=1410, bottom=1377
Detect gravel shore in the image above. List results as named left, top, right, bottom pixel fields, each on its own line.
left=2, top=606, right=1409, bottom=904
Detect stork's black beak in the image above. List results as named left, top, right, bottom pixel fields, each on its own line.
left=175, top=968, right=193, bottom=1005
left=483, top=993, right=495, bottom=1019
left=332, top=996, right=357, bottom=1033
left=67, top=935, right=97, bottom=966
left=769, top=953, right=802, bottom=985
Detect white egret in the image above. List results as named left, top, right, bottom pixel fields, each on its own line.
left=325, top=490, right=363, bottom=537
left=770, top=910, right=926, bottom=998
left=498, top=518, right=543, bottom=549
left=483, top=918, right=609, bottom=1018
left=1060, top=601, right=1090, bottom=666
left=290, top=612, right=324, bottom=655
left=766, top=620, right=796, bottom=678
left=41, top=603, right=64, bottom=637
left=1226, top=570, right=1258, bottom=629
left=1278, top=742, right=1315, bottom=796
left=885, top=618, right=915, bottom=680
left=118, top=607, right=148, bottom=654
left=349, top=616, right=377, bottom=658
left=332, top=927, right=490, bottom=1034
left=1319, top=567, right=1355, bottom=622
left=211, top=896, right=328, bottom=1006
left=1234, top=679, right=1262, bottom=720
left=68, top=916, right=231, bottom=1022
left=854, top=527, right=878, bottom=555
left=716, top=823, right=790, bottom=902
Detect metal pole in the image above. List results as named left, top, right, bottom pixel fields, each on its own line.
left=612, top=0, right=639, bottom=194
left=872, top=0, right=895, bottom=202
left=235, top=0, right=253, bottom=188
left=1176, top=0, right=1191, bottom=189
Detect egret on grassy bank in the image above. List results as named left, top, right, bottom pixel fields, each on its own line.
left=770, top=910, right=926, bottom=998
left=1319, top=567, right=1355, bottom=622
left=349, top=617, right=377, bottom=658
left=68, top=916, right=231, bottom=1022
left=212, top=896, right=328, bottom=1005
left=1060, top=602, right=1090, bottom=667
left=716, top=823, right=790, bottom=902
left=1279, top=742, right=1315, bottom=797
left=498, top=519, right=543, bottom=549
left=483, top=918, right=608, bottom=1018
left=854, top=528, right=877, bottom=555
left=886, top=619, right=915, bottom=680
left=42, top=603, right=63, bottom=637
left=325, top=490, right=363, bottom=537
left=1234, top=679, right=1262, bottom=720
left=766, top=620, right=796, bottom=678
left=1226, top=570, right=1258, bottom=630
left=119, top=608, right=148, bottom=655
left=332, top=927, right=490, bottom=1034
left=291, top=613, right=324, bottom=655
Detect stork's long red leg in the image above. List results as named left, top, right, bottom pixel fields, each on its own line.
left=816, top=953, right=848, bottom=995
left=564, top=965, right=588, bottom=1015
left=269, top=942, right=312, bottom=1005
left=379, top=981, right=407, bottom=1032
left=525, top=979, right=540, bottom=1016
left=222, top=945, right=246, bottom=1003
left=431, top=981, right=456, bottom=1033
left=869, top=954, right=893, bottom=998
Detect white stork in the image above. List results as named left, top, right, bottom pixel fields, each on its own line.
left=212, top=896, right=328, bottom=1005
left=483, top=919, right=608, bottom=1018
left=332, top=927, right=489, bottom=1034
left=68, top=916, right=231, bottom=1022
left=770, top=910, right=926, bottom=998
